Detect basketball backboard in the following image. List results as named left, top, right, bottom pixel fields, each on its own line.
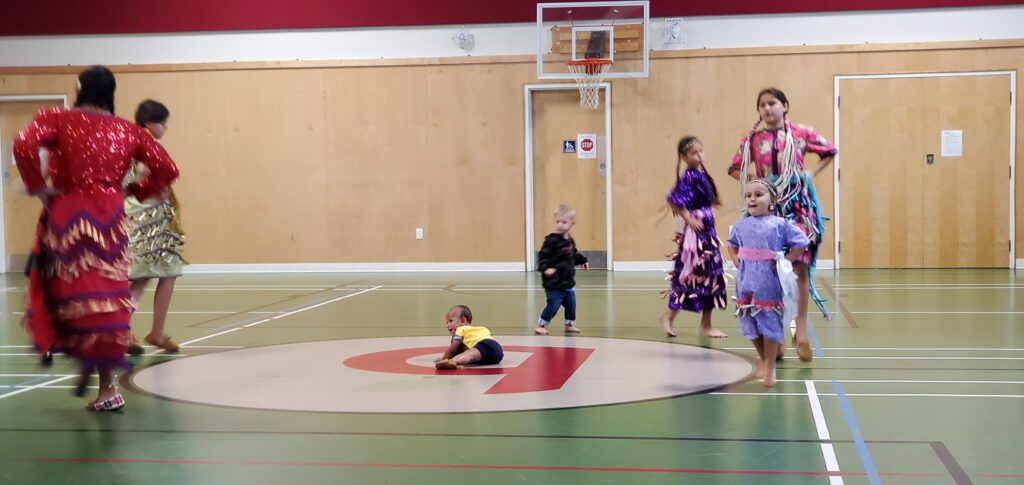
left=536, top=1, right=649, bottom=80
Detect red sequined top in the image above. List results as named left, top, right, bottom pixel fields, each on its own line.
left=14, top=108, right=178, bottom=200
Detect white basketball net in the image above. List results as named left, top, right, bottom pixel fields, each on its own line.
left=567, top=61, right=612, bottom=110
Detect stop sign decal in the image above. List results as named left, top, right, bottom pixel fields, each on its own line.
left=577, top=134, right=597, bottom=159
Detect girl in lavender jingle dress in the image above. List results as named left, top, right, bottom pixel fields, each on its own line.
left=727, top=180, right=809, bottom=387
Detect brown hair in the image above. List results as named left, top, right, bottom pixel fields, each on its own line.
left=676, top=136, right=721, bottom=207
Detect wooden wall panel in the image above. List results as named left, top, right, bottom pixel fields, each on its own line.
left=0, top=43, right=1021, bottom=266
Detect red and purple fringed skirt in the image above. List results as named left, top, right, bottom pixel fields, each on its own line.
left=22, top=192, right=135, bottom=371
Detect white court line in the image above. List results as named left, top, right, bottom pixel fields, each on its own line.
left=178, top=345, right=244, bottom=349
left=805, top=381, right=844, bottom=484
left=0, top=345, right=238, bottom=349
left=817, top=356, right=1024, bottom=361
left=0, top=385, right=97, bottom=389
left=8, top=287, right=287, bottom=292
left=175, top=285, right=332, bottom=289
left=10, top=311, right=276, bottom=315
left=832, top=393, right=1024, bottom=398
left=819, top=347, right=1024, bottom=351
left=833, top=283, right=1024, bottom=287
left=714, top=392, right=1024, bottom=398
left=177, top=285, right=381, bottom=346
left=434, top=288, right=674, bottom=292
left=174, top=327, right=244, bottom=347
left=781, top=380, right=1024, bottom=385
left=851, top=313, right=1024, bottom=317
left=0, top=352, right=188, bottom=358
left=0, top=373, right=75, bottom=377
left=836, top=287, right=1024, bottom=290
left=0, top=375, right=74, bottom=401
left=724, top=347, right=1024, bottom=352
left=173, top=288, right=333, bottom=292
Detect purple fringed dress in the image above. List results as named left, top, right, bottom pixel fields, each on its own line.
left=666, top=168, right=728, bottom=312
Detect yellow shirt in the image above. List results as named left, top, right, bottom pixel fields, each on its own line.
left=454, top=325, right=493, bottom=349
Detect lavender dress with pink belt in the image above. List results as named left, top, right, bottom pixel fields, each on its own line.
left=666, top=168, right=727, bottom=312
left=727, top=215, right=809, bottom=342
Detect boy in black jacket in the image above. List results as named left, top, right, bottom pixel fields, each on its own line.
left=535, top=204, right=589, bottom=335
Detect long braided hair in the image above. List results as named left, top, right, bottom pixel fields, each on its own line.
left=676, top=136, right=721, bottom=207
left=738, top=88, right=804, bottom=208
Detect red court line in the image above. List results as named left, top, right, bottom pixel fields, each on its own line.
left=978, top=474, right=1024, bottom=479
left=22, top=457, right=947, bottom=477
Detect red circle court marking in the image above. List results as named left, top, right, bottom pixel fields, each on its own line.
left=342, top=346, right=595, bottom=394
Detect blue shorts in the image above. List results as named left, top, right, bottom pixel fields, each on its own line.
left=473, top=338, right=504, bottom=365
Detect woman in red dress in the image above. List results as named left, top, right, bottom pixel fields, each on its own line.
left=15, top=66, right=178, bottom=411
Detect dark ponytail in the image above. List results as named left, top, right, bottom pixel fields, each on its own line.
left=74, top=65, right=116, bottom=114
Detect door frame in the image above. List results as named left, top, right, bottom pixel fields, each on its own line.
left=0, top=94, right=68, bottom=273
left=523, top=82, right=612, bottom=271
left=833, top=71, right=1016, bottom=269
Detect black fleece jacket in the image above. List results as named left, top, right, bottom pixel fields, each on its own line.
left=537, top=233, right=588, bottom=290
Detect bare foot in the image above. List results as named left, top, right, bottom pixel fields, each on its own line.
left=661, top=315, right=677, bottom=337
left=699, top=327, right=728, bottom=338
left=435, top=358, right=457, bottom=370
left=794, top=337, right=813, bottom=363
left=564, top=325, right=581, bottom=333
left=753, top=363, right=766, bottom=379
left=534, top=325, right=549, bottom=335
left=762, top=369, right=777, bottom=387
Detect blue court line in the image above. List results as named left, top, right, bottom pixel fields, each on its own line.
left=833, top=381, right=882, bottom=485
left=806, top=318, right=825, bottom=358
left=0, top=375, right=53, bottom=397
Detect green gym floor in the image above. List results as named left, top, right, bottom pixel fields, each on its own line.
left=0, top=269, right=1021, bottom=484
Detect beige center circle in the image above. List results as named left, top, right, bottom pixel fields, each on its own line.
left=132, top=336, right=753, bottom=413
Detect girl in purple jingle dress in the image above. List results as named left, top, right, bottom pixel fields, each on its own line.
left=660, top=136, right=728, bottom=338
left=727, top=179, right=809, bottom=387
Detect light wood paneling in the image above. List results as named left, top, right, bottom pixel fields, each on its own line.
left=1, top=100, right=63, bottom=260
left=117, top=70, right=329, bottom=263
left=0, top=42, right=1021, bottom=266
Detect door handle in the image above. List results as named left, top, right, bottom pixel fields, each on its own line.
left=926, top=154, right=934, bottom=165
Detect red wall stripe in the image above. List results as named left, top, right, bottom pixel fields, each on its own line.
left=1, top=1, right=1018, bottom=36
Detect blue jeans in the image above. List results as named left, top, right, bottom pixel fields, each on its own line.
left=539, top=288, right=576, bottom=325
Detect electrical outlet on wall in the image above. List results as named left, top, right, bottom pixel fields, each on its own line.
left=416, top=228, right=424, bottom=240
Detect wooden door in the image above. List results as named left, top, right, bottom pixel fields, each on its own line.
left=838, top=75, right=1011, bottom=268
left=920, top=75, right=1011, bottom=267
left=530, top=89, right=607, bottom=268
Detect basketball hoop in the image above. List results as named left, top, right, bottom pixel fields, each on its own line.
left=567, top=59, right=612, bottom=110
